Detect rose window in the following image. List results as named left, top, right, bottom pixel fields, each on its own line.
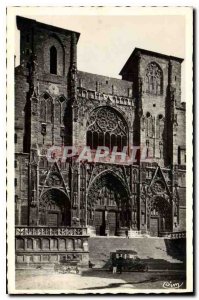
left=86, top=107, right=128, bottom=151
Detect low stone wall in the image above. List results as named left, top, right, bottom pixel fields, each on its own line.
left=159, top=231, right=186, bottom=239
left=15, top=226, right=89, bottom=269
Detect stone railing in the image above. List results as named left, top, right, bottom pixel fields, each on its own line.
left=77, top=87, right=134, bottom=107
left=15, top=226, right=88, bottom=237
left=159, top=231, right=186, bottom=239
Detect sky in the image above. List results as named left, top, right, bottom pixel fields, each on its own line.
left=14, top=10, right=186, bottom=101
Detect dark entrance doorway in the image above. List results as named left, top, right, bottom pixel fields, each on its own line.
left=88, top=173, right=130, bottom=236
left=149, top=197, right=172, bottom=236
left=94, top=210, right=117, bottom=236
left=94, top=210, right=104, bottom=236
left=39, top=189, right=71, bottom=226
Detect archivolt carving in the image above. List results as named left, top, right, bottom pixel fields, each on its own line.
left=87, top=164, right=128, bottom=192
left=39, top=188, right=69, bottom=211
left=87, top=171, right=129, bottom=209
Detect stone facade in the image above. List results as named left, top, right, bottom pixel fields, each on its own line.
left=15, top=16, right=186, bottom=265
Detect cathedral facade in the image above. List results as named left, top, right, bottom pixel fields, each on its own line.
left=15, top=16, right=186, bottom=266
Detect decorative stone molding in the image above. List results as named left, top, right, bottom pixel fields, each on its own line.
left=16, top=226, right=88, bottom=236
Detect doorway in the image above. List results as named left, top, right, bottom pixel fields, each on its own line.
left=39, top=189, right=71, bottom=226
left=94, top=210, right=117, bottom=236
left=150, top=217, right=159, bottom=236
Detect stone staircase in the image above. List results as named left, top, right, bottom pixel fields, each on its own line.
left=88, top=237, right=186, bottom=271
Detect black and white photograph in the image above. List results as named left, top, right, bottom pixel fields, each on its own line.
left=6, top=6, right=193, bottom=294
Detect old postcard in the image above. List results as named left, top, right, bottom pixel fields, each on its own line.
left=7, top=6, right=193, bottom=294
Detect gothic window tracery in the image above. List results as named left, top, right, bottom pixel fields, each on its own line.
left=46, top=98, right=53, bottom=123
left=40, top=93, right=53, bottom=123
left=145, top=62, right=163, bottom=95
left=40, top=99, right=46, bottom=122
left=46, top=172, right=62, bottom=186
left=86, top=107, right=128, bottom=151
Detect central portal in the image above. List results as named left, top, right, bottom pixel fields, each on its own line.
left=94, top=210, right=117, bottom=236
left=87, top=172, right=130, bottom=236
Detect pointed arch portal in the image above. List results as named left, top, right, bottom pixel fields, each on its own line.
left=87, top=172, right=130, bottom=236
left=39, top=189, right=71, bottom=226
left=148, top=196, right=172, bottom=236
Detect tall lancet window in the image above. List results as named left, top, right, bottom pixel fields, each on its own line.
left=50, top=46, right=57, bottom=74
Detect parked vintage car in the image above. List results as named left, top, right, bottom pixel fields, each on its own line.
left=54, top=256, right=80, bottom=274
left=110, top=250, right=148, bottom=272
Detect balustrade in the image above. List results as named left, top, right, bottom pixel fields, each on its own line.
left=16, top=226, right=88, bottom=237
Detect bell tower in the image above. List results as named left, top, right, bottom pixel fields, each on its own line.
left=120, top=47, right=184, bottom=167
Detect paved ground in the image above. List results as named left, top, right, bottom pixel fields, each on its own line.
left=15, top=269, right=186, bottom=292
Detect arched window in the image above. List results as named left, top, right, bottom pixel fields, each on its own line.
left=146, top=112, right=154, bottom=138
left=40, top=93, right=53, bottom=124
left=93, top=132, right=98, bottom=150
left=16, top=238, right=24, bottom=250
left=40, top=98, right=46, bottom=122
left=27, top=238, right=33, bottom=249
left=156, top=114, right=164, bottom=139
left=46, top=98, right=53, bottom=123
left=54, top=99, right=61, bottom=124
left=145, top=62, right=163, bottom=95
left=111, top=135, right=116, bottom=151
left=86, top=107, right=128, bottom=151
left=50, top=46, right=57, bottom=75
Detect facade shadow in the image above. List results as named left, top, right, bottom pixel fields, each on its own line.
left=163, top=238, right=186, bottom=261
left=80, top=270, right=186, bottom=290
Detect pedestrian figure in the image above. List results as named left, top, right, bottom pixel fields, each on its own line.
left=117, top=255, right=123, bottom=274
left=125, top=229, right=129, bottom=238
left=89, top=260, right=94, bottom=268
left=112, top=257, right=117, bottom=274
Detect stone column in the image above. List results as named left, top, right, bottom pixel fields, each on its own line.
left=77, top=163, right=81, bottom=222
